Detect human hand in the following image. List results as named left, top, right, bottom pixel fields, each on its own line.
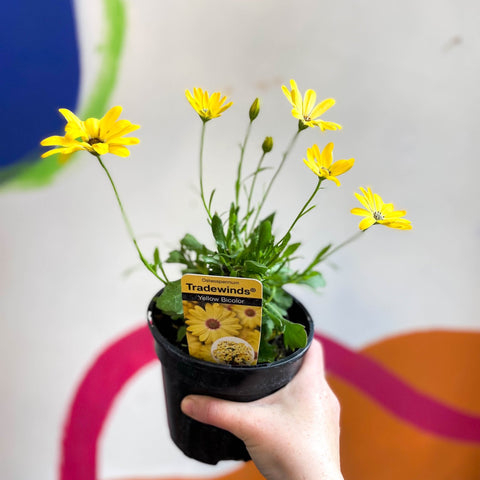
left=181, top=339, right=343, bottom=480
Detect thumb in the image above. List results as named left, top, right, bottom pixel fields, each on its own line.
left=181, top=395, right=250, bottom=439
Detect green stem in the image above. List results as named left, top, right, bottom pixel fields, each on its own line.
left=245, top=150, right=267, bottom=223
left=235, top=120, right=253, bottom=209
left=322, top=230, right=365, bottom=262
left=198, top=121, right=212, bottom=221
left=276, top=177, right=323, bottom=247
left=96, top=156, right=167, bottom=284
left=251, top=129, right=301, bottom=230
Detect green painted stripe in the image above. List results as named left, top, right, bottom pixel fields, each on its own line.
left=1, top=0, right=126, bottom=189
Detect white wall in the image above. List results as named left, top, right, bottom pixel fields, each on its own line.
left=1, top=0, right=479, bottom=478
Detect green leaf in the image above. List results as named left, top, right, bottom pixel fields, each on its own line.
left=198, top=253, right=223, bottom=266
left=245, top=260, right=268, bottom=275
left=176, top=325, right=187, bottom=343
left=283, top=320, right=307, bottom=350
left=258, top=338, right=277, bottom=363
left=277, top=232, right=291, bottom=253
left=261, top=212, right=275, bottom=226
left=263, top=302, right=286, bottom=330
left=258, top=314, right=277, bottom=360
left=308, top=244, right=332, bottom=269
left=208, top=189, right=216, bottom=212
left=281, top=242, right=301, bottom=259
left=261, top=313, right=275, bottom=339
left=299, top=204, right=316, bottom=219
left=153, top=247, right=161, bottom=266
left=299, top=271, right=326, bottom=289
left=212, top=213, right=227, bottom=250
left=267, top=233, right=291, bottom=268
left=272, top=288, right=293, bottom=310
left=180, top=234, right=204, bottom=252
left=243, top=166, right=271, bottom=181
left=227, top=203, right=240, bottom=245
left=166, top=250, right=186, bottom=264
left=258, top=219, right=272, bottom=252
left=228, top=203, right=238, bottom=229
left=156, top=280, right=183, bottom=318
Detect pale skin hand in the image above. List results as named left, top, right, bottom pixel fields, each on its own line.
left=181, top=339, right=343, bottom=480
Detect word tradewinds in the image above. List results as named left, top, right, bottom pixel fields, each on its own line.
left=184, top=283, right=256, bottom=296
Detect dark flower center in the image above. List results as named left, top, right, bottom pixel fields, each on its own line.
left=88, top=137, right=103, bottom=145
left=244, top=308, right=256, bottom=317
left=373, top=211, right=384, bottom=221
left=206, top=318, right=221, bottom=330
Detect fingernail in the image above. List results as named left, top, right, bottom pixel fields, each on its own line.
left=181, top=397, right=194, bottom=416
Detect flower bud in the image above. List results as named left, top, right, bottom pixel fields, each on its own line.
left=249, top=98, right=260, bottom=121
left=262, top=136, right=273, bottom=153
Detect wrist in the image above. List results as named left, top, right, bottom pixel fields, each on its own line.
left=301, top=462, right=343, bottom=480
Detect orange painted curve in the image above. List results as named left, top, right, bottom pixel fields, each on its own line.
left=61, top=325, right=480, bottom=480
left=108, top=460, right=265, bottom=480
left=329, top=330, right=480, bottom=479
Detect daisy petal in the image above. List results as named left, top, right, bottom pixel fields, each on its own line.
left=41, top=135, right=73, bottom=146
left=108, top=145, right=131, bottom=157
left=92, top=142, right=109, bottom=155
left=303, top=89, right=317, bottom=115
left=351, top=207, right=369, bottom=216
left=330, top=158, right=355, bottom=176
left=310, top=98, right=335, bottom=119
left=109, top=136, right=140, bottom=146
left=59, top=108, right=84, bottom=131
left=359, top=216, right=376, bottom=230
left=99, top=106, right=123, bottom=135
left=319, top=142, right=334, bottom=167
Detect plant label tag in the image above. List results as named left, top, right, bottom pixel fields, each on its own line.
left=181, top=274, right=263, bottom=365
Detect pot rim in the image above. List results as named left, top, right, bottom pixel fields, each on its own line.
left=147, top=289, right=315, bottom=372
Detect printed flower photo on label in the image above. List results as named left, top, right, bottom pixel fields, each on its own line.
left=184, top=301, right=261, bottom=365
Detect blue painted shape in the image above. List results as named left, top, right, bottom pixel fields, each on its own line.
left=0, top=0, right=80, bottom=167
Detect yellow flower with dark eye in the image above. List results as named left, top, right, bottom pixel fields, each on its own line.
left=282, top=79, right=342, bottom=131
left=303, top=143, right=354, bottom=186
left=230, top=305, right=262, bottom=329
left=40, top=106, right=140, bottom=159
left=351, top=187, right=412, bottom=230
left=185, top=303, right=242, bottom=344
left=185, top=88, right=233, bottom=122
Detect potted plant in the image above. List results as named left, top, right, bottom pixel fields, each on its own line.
left=41, top=79, right=412, bottom=464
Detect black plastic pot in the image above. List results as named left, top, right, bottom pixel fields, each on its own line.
left=147, top=290, right=314, bottom=465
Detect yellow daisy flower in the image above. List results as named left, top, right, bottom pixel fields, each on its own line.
left=40, top=106, right=140, bottom=159
left=182, top=300, right=197, bottom=313
left=185, top=303, right=242, bottom=344
left=351, top=187, right=412, bottom=231
left=282, top=79, right=342, bottom=131
left=238, top=328, right=261, bottom=349
left=230, top=305, right=262, bottom=329
left=185, top=87, right=233, bottom=122
left=303, top=143, right=354, bottom=186
left=186, top=332, right=212, bottom=362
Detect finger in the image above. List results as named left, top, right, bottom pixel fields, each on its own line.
left=296, top=338, right=326, bottom=380
left=181, top=395, right=251, bottom=439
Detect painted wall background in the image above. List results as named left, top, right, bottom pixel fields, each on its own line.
left=1, top=0, right=479, bottom=479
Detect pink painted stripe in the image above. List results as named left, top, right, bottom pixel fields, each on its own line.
left=59, top=326, right=480, bottom=480
left=60, top=325, right=157, bottom=480
left=316, top=332, right=480, bottom=443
